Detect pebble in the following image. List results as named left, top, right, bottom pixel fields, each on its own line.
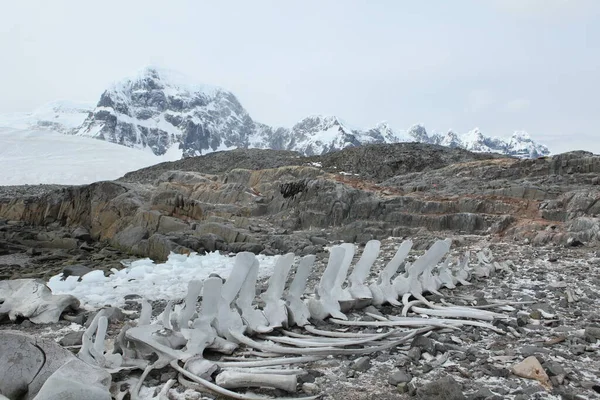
left=544, top=361, right=566, bottom=376
left=388, top=369, right=412, bottom=385
left=302, top=383, right=319, bottom=395
left=408, top=346, right=421, bottom=362
left=59, top=330, right=84, bottom=347
left=352, top=356, right=371, bottom=372
left=584, top=326, right=600, bottom=341
left=416, top=376, right=466, bottom=400
left=411, top=335, right=437, bottom=355
left=571, top=345, right=586, bottom=356
left=396, top=382, right=408, bottom=393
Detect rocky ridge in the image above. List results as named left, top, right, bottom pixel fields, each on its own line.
left=0, top=144, right=598, bottom=265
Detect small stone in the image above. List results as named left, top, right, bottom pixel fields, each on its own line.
left=408, top=346, right=421, bottom=362
left=422, top=364, right=433, bottom=373
left=416, top=376, right=466, bottom=400
left=309, top=236, right=328, bottom=245
left=529, top=310, right=542, bottom=319
left=21, top=320, right=32, bottom=328
left=352, top=356, right=371, bottom=372
left=411, top=335, right=437, bottom=356
left=544, top=361, right=566, bottom=376
left=584, top=326, right=600, bottom=341
left=302, top=383, right=319, bottom=395
left=571, top=345, right=586, bottom=355
left=59, top=330, right=84, bottom=347
left=62, top=264, right=93, bottom=279
left=388, top=369, right=412, bottom=385
left=518, top=345, right=549, bottom=357
left=470, top=387, right=495, bottom=399
left=396, top=382, right=408, bottom=393
left=26, top=247, right=41, bottom=256
left=550, top=374, right=566, bottom=386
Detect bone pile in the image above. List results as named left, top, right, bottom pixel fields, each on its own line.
left=67, top=238, right=518, bottom=400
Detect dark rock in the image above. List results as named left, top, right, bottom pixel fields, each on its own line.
left=411, top=335, right=437, bottom=356
left=26, top=247, right=41, bottom=256
left=416, top=376, right=466, bottom=400
left=388, top=369, right=412, bottom=385
left=544, top=361, right=566, bottom=376
left=584, top=326, right=600, bottom=341
left=227, top=242, right=265, bottom=254
left=59, top=330, right=84, bottom=347
left=71, top=226, right=92, bottom=242
left=407, top=347, right=421, bottom=362
left=352, top=356, right=371, bottom=372
left=62, top=265, right=93, bottom=279
left=469, top=387, right=495, bottom=400
left=309, top=236, right=328, bottom=246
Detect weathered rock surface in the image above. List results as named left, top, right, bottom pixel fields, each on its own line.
left=1, top=146, right=599, bottom=263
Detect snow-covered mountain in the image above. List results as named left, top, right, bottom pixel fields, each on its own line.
left=0, top=66, right=550, bottom=158
left=0, top=100, right=93, bottom=134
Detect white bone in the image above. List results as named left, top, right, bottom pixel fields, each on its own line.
left=285, top=255, right=315, bottom=326
left=216, top=370, right=297, bottom=392
left=307, top=246, right=348, bottom=320
left=179, top=280, right=202, bottom=329
left=237, top=258, right=270, bottom=334
left=371, top=240, right=412, bottom=305
left=261, top=253, right=294, bottom=329
left=348, top=240, right=380, bottom=302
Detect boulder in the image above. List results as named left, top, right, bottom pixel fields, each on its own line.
left=0, top=331, right=111, bottom=400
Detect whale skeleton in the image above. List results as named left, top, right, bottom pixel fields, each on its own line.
left=77, top=239, right=517, bottom=399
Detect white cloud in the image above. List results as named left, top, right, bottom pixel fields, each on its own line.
left=505, top=98, right=531, bottom=112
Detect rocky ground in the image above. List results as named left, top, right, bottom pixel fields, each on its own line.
left=1, top=144, right=600, bottom=399
left=1, top=235, right=599, bottom=400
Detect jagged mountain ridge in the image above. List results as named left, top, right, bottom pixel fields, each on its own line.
left=1, top=67, right=550, bottom=158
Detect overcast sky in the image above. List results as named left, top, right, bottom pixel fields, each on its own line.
left=1, top=0, right=599, bottom=154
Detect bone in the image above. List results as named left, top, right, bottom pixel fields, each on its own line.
left=261, top=329, right=399, bottom=348
left=215, top=253, right=254, bottom=341
left=261, top=253, right=295, bottom=329
left=139, top=299, right=152, bottom=326
left=285, top=255, right=315, bottom=326
left=215, top=370, right=298, bottom=392
left=348, top=240, right=380, bottom=302
left=332, top=243, right=356, bottom=310
left=171, top=359, right=320, bottom=400
left=179, top=280, right=203, bottom=329
left=237, top=258, right=270, bottom=334
left=215, top=356, right=325, bottom=368
left=307, top=246, right=348, bottom=320
left=0, top=279, right=80, bottom=324
left=184, top=357, right=218, bottom=380
left=371, top=239, right=413, bottom=305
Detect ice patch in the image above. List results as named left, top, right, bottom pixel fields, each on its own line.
left=47, top=251, right=279, bottom=308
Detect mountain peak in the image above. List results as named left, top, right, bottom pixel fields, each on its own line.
left=0, top=67, right=551, bottom=159
left=112, top=66, right=223, bottom=98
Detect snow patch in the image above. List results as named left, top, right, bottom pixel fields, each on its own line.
left=47, top=251, right=279, bottom=308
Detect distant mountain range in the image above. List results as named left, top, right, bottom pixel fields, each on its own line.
left=0, top=66, right=550, bottom=159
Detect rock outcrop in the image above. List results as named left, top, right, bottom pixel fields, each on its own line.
left=1, top=145, right=599, bottom=260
